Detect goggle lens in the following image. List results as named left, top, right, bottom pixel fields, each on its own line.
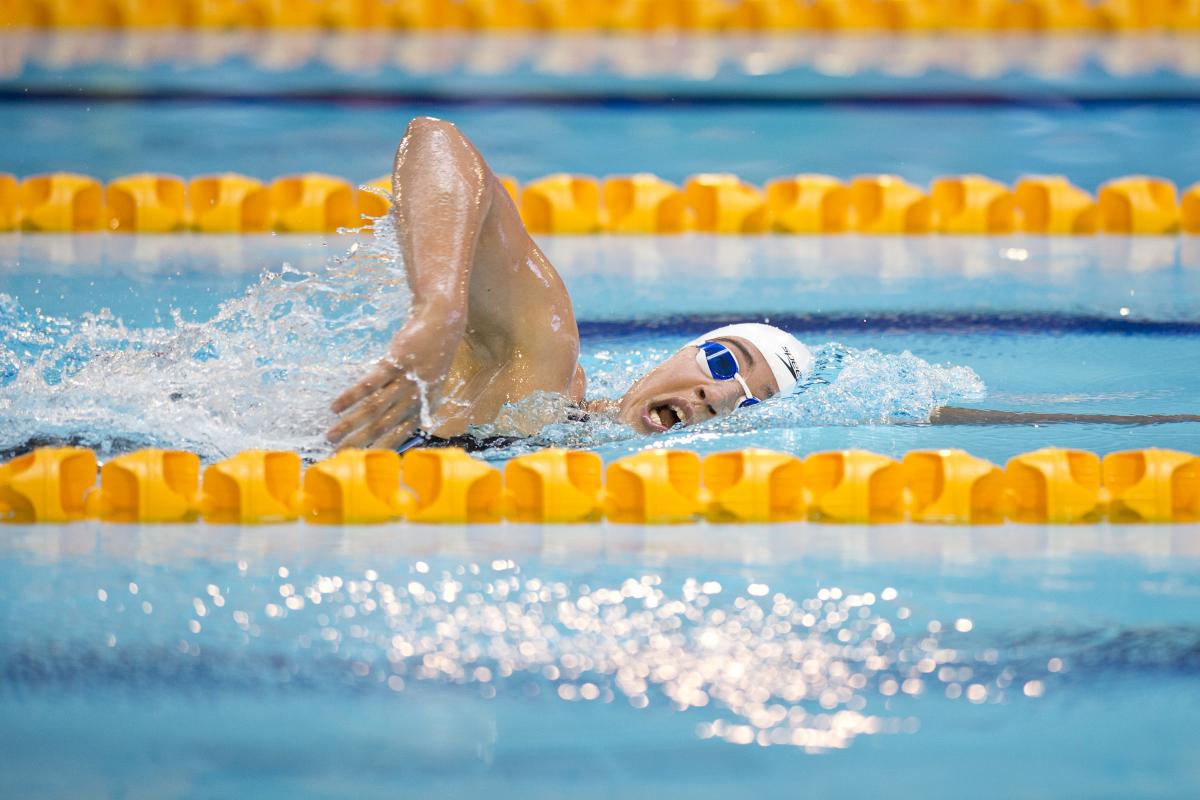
left=698, top=341, right=739, bottom=380
left=696, top=340, right=760, bottom=410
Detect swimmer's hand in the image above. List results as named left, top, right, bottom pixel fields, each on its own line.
left=326, top=314, right=457, bottom=449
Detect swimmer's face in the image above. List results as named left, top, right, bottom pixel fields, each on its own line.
left=617, top=336, right=779, bottom=434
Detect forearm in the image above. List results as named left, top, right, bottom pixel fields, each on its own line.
left=392, top=117, right=493, bottom=329
left=327, top=117, right=510, bottom=447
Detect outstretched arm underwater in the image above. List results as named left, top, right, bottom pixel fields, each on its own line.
left=930, top=407, right=1200, bottom=425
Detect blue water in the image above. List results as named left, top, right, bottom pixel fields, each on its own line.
left=4, top=27, right=1200, bottom=798
left=3, top=232, right=1200, bottom=464
left=3, top=99, right=1200, bottom=189
left=3, top=524, right=1200, bottom=798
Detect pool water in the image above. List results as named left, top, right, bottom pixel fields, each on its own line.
left=4, top=99, right=1200, bottom=189
left=3, top=524, right=1200, bottom=798
left=2, top=226, right=1199, bottom=464
left=3, top=29, right=1200, bottom=800
left=4, top=225, right=1199, bottom=796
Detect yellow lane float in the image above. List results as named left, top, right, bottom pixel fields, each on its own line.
left=520, top=173, right=603, bottom=234
left=931, top=174, right=1017, bottom=234
left=903, top=448, right=1005, bottom=524
left=605, top=450, right=703, bottom=524
left=703, top=448, right=805, bottom=522
left=2, top=170, right=1196, bottom=236
left=1013, top=175, right=1098, bottom=234
left=302, top=448, right=406, bottom=524
left=1005, top=447, right=1104, bottom=523
left=201, top=450, right=302, bottom=524
left=5, top=444, right=1200, bottom=524
left=505, top=449, right=604, bottom=522
left=19, top=173, right=105, bottom=232
left=188, top=173, right=272, bottom=233
left=0, top=447, right=96, bottom=523
left=1103, top=448, right=1200, bottom=523
left=804, top=449, right=906, bottom=523
left=684, top=173, right=769, bottom=234
left=0, top=173, right=19, bottom=231
left=602, top=174, right=689, bottom=234
left=1180, top=182, right=1200, bottom=234
left=85, top=449, right=200, bottom=522
left=1097, top=175, right=1181, bottom=234
left=765, top=174, right=851, bottom=234
left=849, top=175, right=934, bottom=234
left=270, top=173, right=358, bottom=233
left=403, top=448, right=503, bottom=523
left=106, top=173, right=189, bottom=233
left=2, top=0, right=1191, bottom=30
left=356, top=175, right=392, bottom=223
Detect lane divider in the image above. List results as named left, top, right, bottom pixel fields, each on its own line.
left=2, top=445, right=1197, bottom=525
left=2, top=171, right=1198, bottom=234
left=3, top=0, right=1198, bottom=33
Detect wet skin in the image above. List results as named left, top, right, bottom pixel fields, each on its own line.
left=326, top=117, right=776, bottom=449
left=326, top=117, right=1194, bottom=449
left=326, top=117, right=583, bottom=449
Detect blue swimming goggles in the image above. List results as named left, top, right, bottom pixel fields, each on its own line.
left=695, top=341, right=760, bottom=409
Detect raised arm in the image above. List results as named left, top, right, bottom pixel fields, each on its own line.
left=327, top=117, right=496, bottom=449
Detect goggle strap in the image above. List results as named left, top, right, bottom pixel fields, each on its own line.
left=733, top=372, right=757, bottom=405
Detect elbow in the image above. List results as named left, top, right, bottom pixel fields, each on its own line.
left=397, top=116, right=480, bottom=175
left=404, top=116, right=462, bottom=147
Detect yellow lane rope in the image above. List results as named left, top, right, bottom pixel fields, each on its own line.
left=3, top=0, right=1199, bottom=34
left=1, top=445, right=1197, bottom=524
left=2, top=171, right=1198, bottom=234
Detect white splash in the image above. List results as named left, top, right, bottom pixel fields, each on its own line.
left=0, top=215, right=411, bottom=461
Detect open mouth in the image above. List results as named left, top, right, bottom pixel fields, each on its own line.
left=648, top=402, right=686, bottom=431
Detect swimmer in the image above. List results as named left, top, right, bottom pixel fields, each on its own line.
left=325, top=117, right=1199, bottom=451
left=326, top=116, right=808, bottom=451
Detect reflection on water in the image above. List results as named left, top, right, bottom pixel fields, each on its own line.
left=9, top=555, right=942, bottom=752
left=4, top=524, right=1200, bottom=751
left=3, top=523, right=1199, bottom=795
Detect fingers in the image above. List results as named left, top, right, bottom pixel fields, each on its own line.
left=372, top=417, right=422, bottom=451
left=338, top=393, right=422, bottom=450
left=327, top=377, right=410, bottom=445
left=328, top=347, right=446, bottom=449
left=326, top=383, right=400, bottom=441
left=330, top=361, right=398, bottom=414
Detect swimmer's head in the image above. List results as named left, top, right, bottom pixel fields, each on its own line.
left=617, top=323, right=812, bottom=434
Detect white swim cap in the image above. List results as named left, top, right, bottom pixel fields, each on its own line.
left=687, top=323, right=813, bottom=396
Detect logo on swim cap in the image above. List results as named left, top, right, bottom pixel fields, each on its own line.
left=776, top=348, right=800, bottom=381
